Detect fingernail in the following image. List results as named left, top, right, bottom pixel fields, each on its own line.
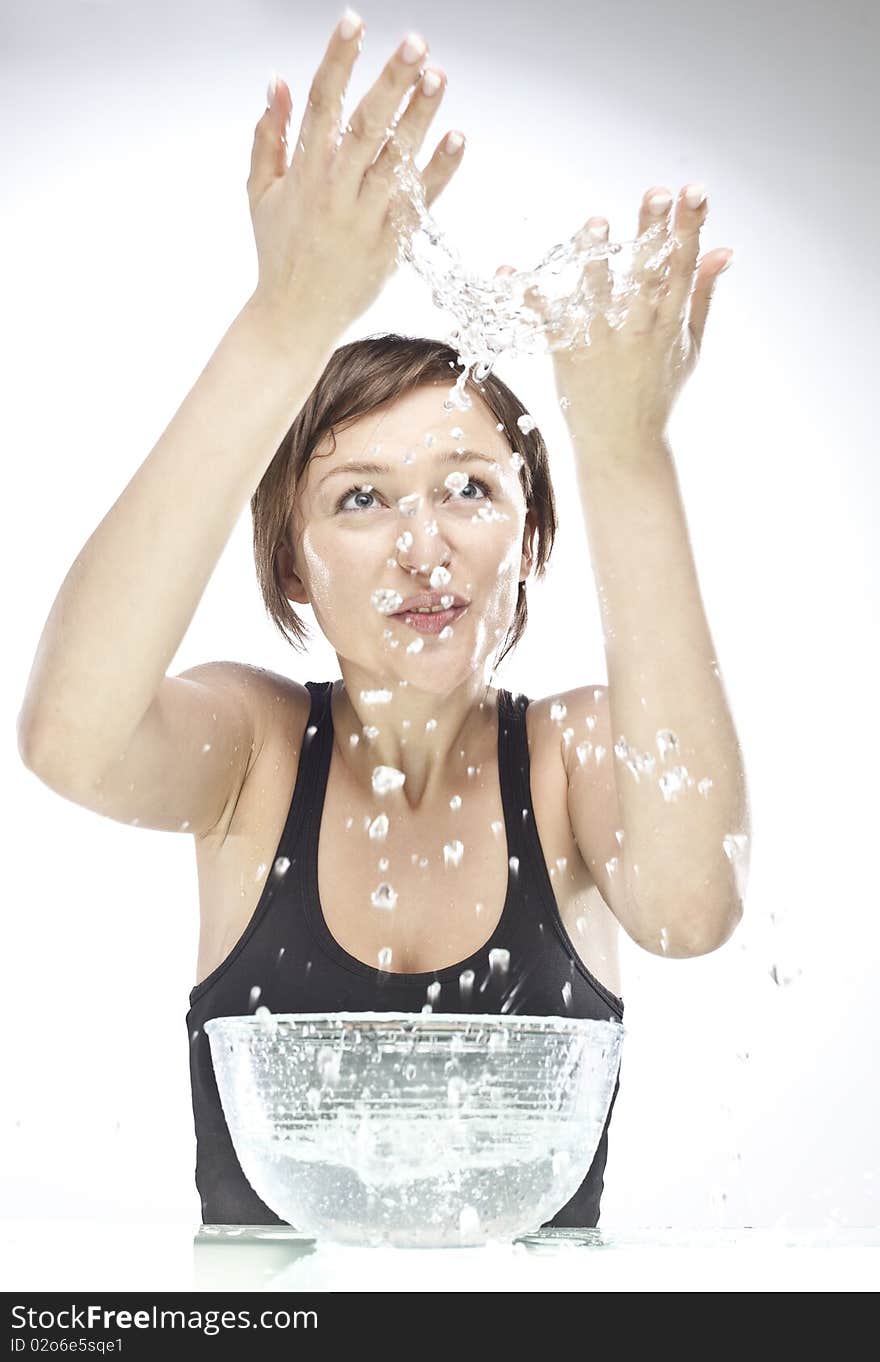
left=400, top=32, right=427, bottom=64
left=685, top=183, right=707, bottom=210
left=339, top=8, right=361, bottom=39
left=266, top=72, right=278, bottom=107
left=421, top=68, right=442, bottom=97
left=444, top=130, right=465, bottom=155
left=648, top=192, right=673, bottom=216
left=717, top=252, right=734, bottom=273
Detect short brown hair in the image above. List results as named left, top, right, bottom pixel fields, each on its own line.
left=251, top=334, right=557, bottom=673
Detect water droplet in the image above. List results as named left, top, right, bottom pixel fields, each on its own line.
left=368, top=813, right=389, bottom=840
left=254, top=1005, right=278, bottom=1034
left=372, top=765, right=406, bottom=795
left=659, top=765, right=691, bottom=801
left=443, top=840, right=464, bottom=868
left=656, top=729, right=680, bottom=760
left=371, top=882, right=398, bottom=910
left=360, top=688, right=393, bottom=706
left=517, top=414, right=537, bottom=434
left=272, top=856, right=290, bottom=877
left=248, top=985, right=262, bottom=1008
left=377, top=946, right=393, bottom=970
left=371, top=587, right=404, bottom=615
left=397, top=492, right=421, bottom=517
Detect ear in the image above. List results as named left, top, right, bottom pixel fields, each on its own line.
left=519, top=509, right=538, bottom=584
left=275, top=537, right=310, bottom=606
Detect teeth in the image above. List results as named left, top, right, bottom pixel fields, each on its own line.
left=411, top=604, right=453, bottom=613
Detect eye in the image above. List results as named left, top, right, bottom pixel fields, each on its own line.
left=336, top=484, right=379, bottom=512
left=335, top=477, right=492, bottom=513
left=458, top=477, right=492, bottom=501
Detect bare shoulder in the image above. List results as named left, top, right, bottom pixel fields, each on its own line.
left=522, top=683, right=611, bottom=772
left=177, top=661, right=312, bottom=823
left=178, top=660, right=310, bottom=730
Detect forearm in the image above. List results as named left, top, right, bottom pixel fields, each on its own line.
left=574, top=434, right=749, bottom=953
left=18, top=295, right=334, bottom=777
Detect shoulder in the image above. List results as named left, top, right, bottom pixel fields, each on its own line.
left=521, top=683, right=610, bottom=778
left=176, top=660, right=313, bottom=760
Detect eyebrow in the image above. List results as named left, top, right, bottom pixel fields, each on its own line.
left=317, top=449, right=503, bottom=489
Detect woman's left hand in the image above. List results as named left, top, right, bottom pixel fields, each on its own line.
left=496, top=183, right=732, bottom=451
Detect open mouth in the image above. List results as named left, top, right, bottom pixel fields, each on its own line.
left=393, top=604, right=469, bottom=634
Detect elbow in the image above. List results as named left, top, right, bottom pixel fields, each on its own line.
left=689, top=900, right=744, bottom=956
left=632, top=897, right=744, bottom=958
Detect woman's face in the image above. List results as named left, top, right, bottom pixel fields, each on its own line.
left=279, top=381, right=536, bottom=690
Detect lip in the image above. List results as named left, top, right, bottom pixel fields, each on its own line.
left=394, top=591, right=469, bottom=613
left=394, top=604, right=469, bottom=635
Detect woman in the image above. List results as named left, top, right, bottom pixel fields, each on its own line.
left=17, top=10, right=749, bottom=1229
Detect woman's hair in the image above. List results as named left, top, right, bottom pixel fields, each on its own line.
left=251, top=333, right=557, bottom=674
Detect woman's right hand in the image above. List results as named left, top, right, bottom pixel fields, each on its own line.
left=246, top=11, right=465, bottom=346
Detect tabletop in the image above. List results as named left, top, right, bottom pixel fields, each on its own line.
left=1, top=1221, right=877, bottom=1292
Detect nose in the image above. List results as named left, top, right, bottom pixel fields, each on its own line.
left=395, top=500, right=453, bottom=578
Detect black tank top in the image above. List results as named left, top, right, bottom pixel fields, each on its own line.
left=186, top=680, right=624, bottom=1228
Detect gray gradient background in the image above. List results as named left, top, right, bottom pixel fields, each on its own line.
left=3, top=0, right=878, bottom=1232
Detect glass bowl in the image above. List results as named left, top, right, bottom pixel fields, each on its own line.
left=205, top=1010, right=624, bottom=1248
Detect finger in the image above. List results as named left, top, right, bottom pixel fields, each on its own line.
left=659, top=183, right=708, bottom=329
left=621, top=187, right=673, bottom=338
left=416, top=129, right=467, bottom=211
left=247, top=78, right=294, bottom=213
left=294, top=11, right=365, bottom=173
left=360, top=63, right=447, bottom=205
left=338, top=32, right=431, bottom=197
left=580, top=218, right=613, bottom=318
left=689, top=250, right=732, bottom=350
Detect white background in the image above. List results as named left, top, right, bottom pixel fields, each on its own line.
left=3, top=0, right=877, bottom=1232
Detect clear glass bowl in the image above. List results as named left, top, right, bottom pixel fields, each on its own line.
left=205, top=1011, right=624, bottom=1248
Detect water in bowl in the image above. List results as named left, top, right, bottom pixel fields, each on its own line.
left=206, top=1012, right=623, bottom=1248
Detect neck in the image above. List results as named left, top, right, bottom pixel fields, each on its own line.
left=331, top=668, right=498, bottom=810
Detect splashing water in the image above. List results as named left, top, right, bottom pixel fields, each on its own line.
left=386, top=145, right=680, bottom=408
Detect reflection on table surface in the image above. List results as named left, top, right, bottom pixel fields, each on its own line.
left=2, top=1221, right=878, bottom=1292
left=192, top=1224, right=880, bottom=1292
